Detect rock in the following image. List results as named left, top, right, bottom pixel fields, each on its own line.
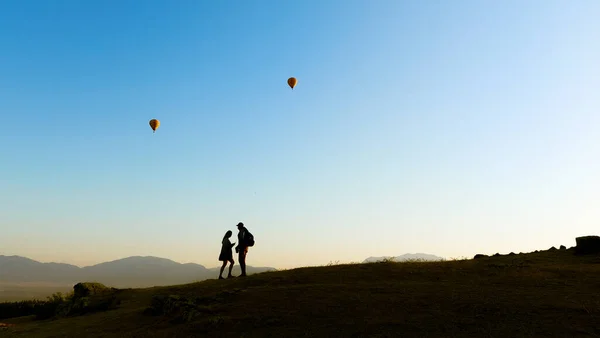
left=508, top=252, right=516, bottom=256
left=548, top=246, right=557, bottom=251
left=73, top=282, right=114, bottom=299
left=560, top=245, right=566, bottom=250
left=575, top=236, right=600, bottom=255
left=474, top=254, right=488, bottom=259
left=492, top=253, right=500, bottom=257
left=59, top=282, right=120, bottom=317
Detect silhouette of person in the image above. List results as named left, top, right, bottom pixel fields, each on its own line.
left=218, top=230, right=236, bottom=279
left=235, top=222, right=249, bottom=277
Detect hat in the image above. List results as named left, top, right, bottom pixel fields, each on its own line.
left=236, top=222, right=244, bottom=227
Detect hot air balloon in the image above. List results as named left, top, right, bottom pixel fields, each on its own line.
left=149, top=119, right=160, bottom=133
left=287, top=77, right=297, bottom=89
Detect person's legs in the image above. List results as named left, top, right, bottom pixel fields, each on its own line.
left=219, top=261, right=227, bottom=279
left=239, top=247, right=248, bottom=276
left=227, top=259, right=235, bottom=278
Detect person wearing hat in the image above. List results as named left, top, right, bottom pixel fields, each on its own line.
left=235, top=222, right=251, bottom=277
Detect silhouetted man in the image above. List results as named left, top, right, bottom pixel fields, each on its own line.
left=235, top=222, right=250, bottom=277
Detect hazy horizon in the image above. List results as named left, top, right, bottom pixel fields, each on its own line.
left=1, top=1, right=599, bottom=270
left=0, top=252, right=446, bottom=270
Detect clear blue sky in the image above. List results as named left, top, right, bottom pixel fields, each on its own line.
left=1, top=1, right=599, bottom=269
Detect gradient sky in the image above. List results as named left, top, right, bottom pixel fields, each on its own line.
left=1, top=1, right=599, bottom=270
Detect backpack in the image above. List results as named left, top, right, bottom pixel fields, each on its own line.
left=246, top=230, right=255, bottom=247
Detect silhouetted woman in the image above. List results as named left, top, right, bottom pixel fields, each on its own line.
left=218, top=230, right=236, bottom=279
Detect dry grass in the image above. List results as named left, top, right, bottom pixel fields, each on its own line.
left=2, top=248, right=600, bottom=337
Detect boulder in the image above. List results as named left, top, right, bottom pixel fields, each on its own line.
left=560, top=245, right=566, bottom=250
left=575, top=236, right=600, bottom=255
left=56, top=282, right=121, bottom=317
left=73, top=282, right=114, bottom=299
left=548, top=246, right=557, bottom=251
left=474, top=254, right=488, bottom=259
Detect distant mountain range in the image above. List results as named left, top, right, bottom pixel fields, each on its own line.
left=363, top=253, right=444, bottom=263
left=0, top=255, right=276, bottom=288
left=0, top=253, right=444, bottom=290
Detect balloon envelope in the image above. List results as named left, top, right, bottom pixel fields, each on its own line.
left=287, top=77, right=297, bottom=89
left=149, top=119, right=160, bottom=133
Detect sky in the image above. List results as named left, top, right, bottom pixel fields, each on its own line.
left=1, top=0, right=599, bottom=270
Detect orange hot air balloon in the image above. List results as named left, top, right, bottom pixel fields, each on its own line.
left=149, top=119, right=160, bottom=133
left=287, top=77, right=297, bottom=89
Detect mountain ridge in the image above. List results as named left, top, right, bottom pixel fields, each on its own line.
left=1, top=253, right=444, bottom=289
left=0, top=255, right=276, bottom=288
left=363, top=253, right=444, bottom=263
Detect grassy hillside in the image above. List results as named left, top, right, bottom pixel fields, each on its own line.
left=1, top=248, right=599, bottom=337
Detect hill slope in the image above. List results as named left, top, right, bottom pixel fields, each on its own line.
left=2, top=248, right=600, bottom=337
